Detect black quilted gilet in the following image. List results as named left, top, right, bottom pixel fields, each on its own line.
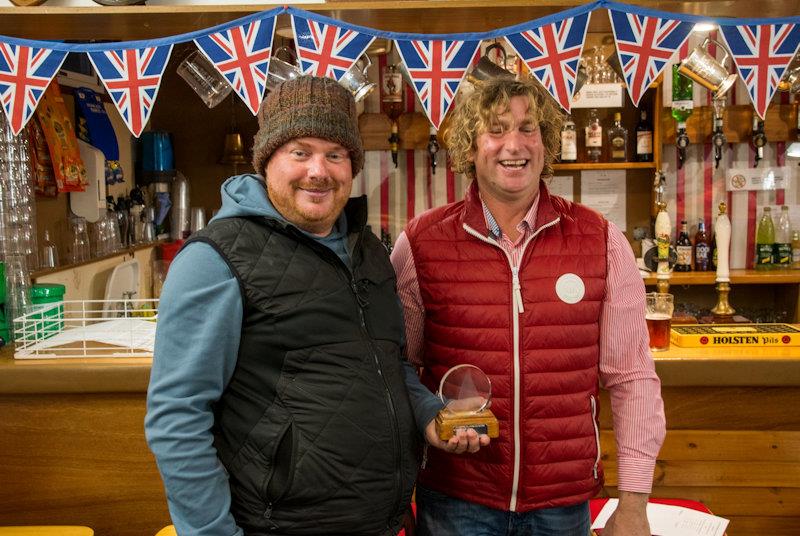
left=185, top=197, right=419, bottom=535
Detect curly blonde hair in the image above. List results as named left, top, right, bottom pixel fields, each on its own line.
left=445, top=78, right=563, bottom=179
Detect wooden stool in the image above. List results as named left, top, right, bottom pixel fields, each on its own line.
left=154, top=526, right=176, bottom=536
left=0, top=529, right=93, bottom=536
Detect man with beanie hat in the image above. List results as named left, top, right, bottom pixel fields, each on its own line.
left=146, top=76, right=439, bottom=536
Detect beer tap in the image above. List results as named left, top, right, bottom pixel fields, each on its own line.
left=711, top=98, right=727, bottom=169
left=751, top=115, right=766, bottom=167
left=676, top=125, right=690, bottom=169
left=381, top=63, right=404, bottom=168
left=428, top=126, right=439, bottom=175
left=388, top=122, right=399, bottom=168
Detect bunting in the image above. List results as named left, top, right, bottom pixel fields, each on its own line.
left=719, top=23, right=800, bottom=120
left=291, top=14, right=375, bottom=81
left=2, top=3, right=800, bottom=133
left=504, top=13, right=590, bottom=112
left=395, top=39, right=480, bottom=130
left=194, top=17, right=276, bottom=116
left=88, top=45, right=173, bottom=138
left=608, top=8, right=694, bottom=106
left=0, top=41, right=66, bottom=136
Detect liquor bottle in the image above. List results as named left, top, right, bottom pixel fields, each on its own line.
left=694, top=220, right=711, bottom=271
left=675, top=219, right=693, bottom=272
left=671, top=64, right=694, bottom=124
left=755, top=207, right=775, bottom=270
left=560, top=114, right=577, bottom=163
left=792, top=230, right=800, bottom=269
left=671, top=64, right=693, bottom=168
left=607, top=112, right=628, bottom=162
left=585, top=108, right=602, bottom=163
left=774, top=205, right=792, bottom=268
left=635, top=110, right=653, bottom=162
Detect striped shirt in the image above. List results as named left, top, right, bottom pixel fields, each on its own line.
left=391, top=193, right=666, bottom=494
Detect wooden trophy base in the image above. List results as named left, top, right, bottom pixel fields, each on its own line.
left=435, top=408, right=499, bottom=440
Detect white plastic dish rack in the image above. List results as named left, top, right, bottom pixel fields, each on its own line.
left=13, top=299, right=158, bottom=359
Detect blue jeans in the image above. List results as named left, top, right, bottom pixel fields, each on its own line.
left=416, top=486, right=591, bottom=536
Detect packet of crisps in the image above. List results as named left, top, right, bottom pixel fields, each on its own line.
left=35, top=80, right=88, bottom=193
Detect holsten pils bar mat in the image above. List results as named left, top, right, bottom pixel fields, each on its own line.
left=670, top=323, right=800, bottom=347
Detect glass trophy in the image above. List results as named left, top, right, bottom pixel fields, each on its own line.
left=435, top=364, right=499, bottom=440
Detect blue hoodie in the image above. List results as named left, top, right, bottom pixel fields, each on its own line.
left=145, top=174, right=441, bottom=536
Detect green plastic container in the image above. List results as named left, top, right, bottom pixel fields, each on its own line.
left=29, top=283, right=66, bottom=340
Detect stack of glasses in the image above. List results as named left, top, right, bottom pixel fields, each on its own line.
left=1, top=112, right=39, bottom=341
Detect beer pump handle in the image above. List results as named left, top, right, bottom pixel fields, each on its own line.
left=715, top=202, right=731, bottom=283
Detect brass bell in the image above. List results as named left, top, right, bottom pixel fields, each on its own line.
left=220, top=132, right=248, bottom=165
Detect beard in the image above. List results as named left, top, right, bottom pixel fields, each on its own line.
left=267, top=177, right=350, bottom=236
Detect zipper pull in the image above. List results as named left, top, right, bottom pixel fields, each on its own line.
left=512, top=267, right=524, bottom=314
left=421, top=444, right=429, bottom=469
left=351, top=281, right=369, bottom=308
left=264, top=503, right=273, bottom=519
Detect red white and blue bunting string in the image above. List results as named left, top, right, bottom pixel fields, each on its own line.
left=607, top=7, right=694, bottom=107
left=0, top=43, right=67, bottom=136
left=87, top=45, right=173, bottom=138
left=719, top=23, right=800, bottom=120
left=194, top=17, right=276, bottom=116
left=395, top=39, right=480, bottom=130
left=291, top=14, right=375, bottom=81
left=1, top=1, right=799, bottom=137
left=504, top=6, right=593, bottom=112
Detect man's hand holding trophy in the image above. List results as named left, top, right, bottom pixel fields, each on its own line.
left=424, top=364, right=499, bottom=454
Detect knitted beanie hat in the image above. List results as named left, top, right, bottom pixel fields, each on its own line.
left=252, top=76, right=364, bottom=176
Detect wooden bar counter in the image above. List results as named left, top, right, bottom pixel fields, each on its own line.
left=1, top=343, right=798, bottom=536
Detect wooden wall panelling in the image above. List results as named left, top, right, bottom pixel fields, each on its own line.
left=0, top=394, right=170, bottom=536
left=599, top=386, right=800, bottom=536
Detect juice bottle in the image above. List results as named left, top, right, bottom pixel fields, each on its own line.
left=755, top=207, right=775, bottom=270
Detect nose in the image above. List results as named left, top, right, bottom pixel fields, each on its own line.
left=503, top=129, right=525, bottom=152
left=306, top=153, right=330, bottom=179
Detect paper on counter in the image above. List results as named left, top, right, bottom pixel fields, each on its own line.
left=580, top=169, right=626, bottom=230
left=591, top=499, right=729, bottom=536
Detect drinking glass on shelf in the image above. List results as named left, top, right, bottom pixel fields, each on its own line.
left=69, top=217, right=91, bottom=264
left=4, top=253, right=33, bottom=341
left=39, top=229, right=58, bottom=269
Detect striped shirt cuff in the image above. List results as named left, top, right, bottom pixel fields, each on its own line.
left=616, top=457, right=657, bottom=494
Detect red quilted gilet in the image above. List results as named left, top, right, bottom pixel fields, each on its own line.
left=407, top=181, right=608, bottom=512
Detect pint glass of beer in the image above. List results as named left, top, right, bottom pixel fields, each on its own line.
left=646, top=292, right=673, bottom=352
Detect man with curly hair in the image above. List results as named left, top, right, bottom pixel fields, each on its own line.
left=391, top=77, right=665, bottom=535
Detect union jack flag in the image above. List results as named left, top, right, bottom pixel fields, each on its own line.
left=395, top=39, right=480, bottom=129
left=291, top=15, right=375, bottom=81
left=720, top=23, right=800, bottom=120
left=88, top=45, right=173, bottom=138
left=195, top=17, right=275, bottom=116
left=505, top=13, right=590, bottom=112
left=608, top=9, right=693, bottom=106
left=0, top=41, right=66, bottom=136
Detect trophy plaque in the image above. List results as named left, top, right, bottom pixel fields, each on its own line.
left=435, top=364, right=499, bottom=440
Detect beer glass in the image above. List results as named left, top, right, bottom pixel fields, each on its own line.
left=646, top=292, right=673, bottom=352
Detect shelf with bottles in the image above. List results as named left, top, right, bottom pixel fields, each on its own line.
left=556, top=82, right=662, bottom=170
left=643, top=269, right=800, bottom=286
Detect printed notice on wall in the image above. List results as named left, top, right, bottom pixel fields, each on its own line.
left=547, top=176, right=574, bottom=201
left=592, top=499, right=729, bottom=536
left=726, top=167, right=790, bottom=191
left=580, top=169, right=626, bottom=230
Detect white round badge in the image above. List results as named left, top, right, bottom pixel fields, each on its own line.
left=555, top=273, right=585, bottom=304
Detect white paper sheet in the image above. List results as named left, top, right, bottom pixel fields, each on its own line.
left=591, top=499, right=730, bottom=536
left=547, top=175, right=574, bottom=201
left=580, top=169, right=626, bottom=230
